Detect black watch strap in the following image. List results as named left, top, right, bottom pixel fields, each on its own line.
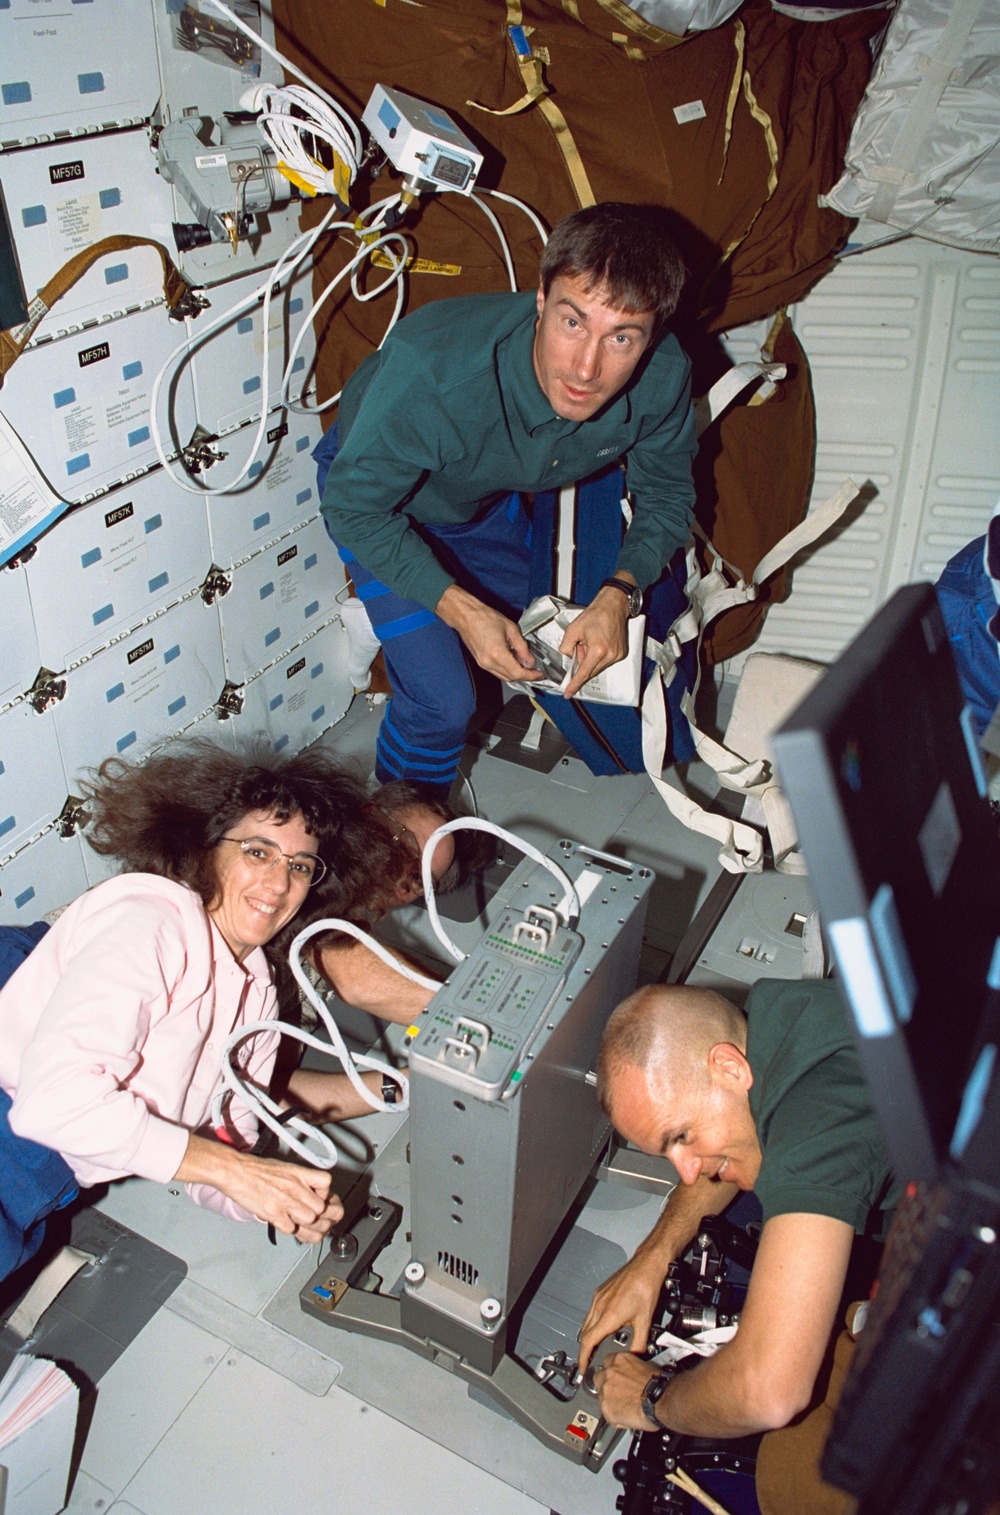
left=640, top=1368, right=674, bottom=1431
left=599, top=576, right=642, bottom=617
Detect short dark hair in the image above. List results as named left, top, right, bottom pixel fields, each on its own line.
left=540, top=202, right=686, bottom=331
left=80, top=740, right=378, bottom=952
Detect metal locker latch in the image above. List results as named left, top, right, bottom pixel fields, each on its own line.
left=200, top=563, right=232, bottom=605
left=215, top=681, right=245, bottom=720
left=26, top=668, right=67, bottom=713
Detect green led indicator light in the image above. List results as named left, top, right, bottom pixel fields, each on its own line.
left=510, top=1070, right=522, bottom=1082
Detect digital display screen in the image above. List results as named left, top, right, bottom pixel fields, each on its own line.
left=432, top=152, right=471, bottom=189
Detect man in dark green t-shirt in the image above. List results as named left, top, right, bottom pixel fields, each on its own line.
left=318, top=202, right=696, bottom=794
left=578, top=978, right=898, bottom=1438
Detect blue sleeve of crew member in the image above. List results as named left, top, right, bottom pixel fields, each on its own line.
left=320, top=350, right=463, bottom=613
left=616, top=350, right=696, bottom=589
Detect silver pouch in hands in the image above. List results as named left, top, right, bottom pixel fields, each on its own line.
left=517, top=594, right=646, bottom=706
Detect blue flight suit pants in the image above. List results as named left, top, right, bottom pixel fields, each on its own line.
left=316, top=424, right=532, bottom=792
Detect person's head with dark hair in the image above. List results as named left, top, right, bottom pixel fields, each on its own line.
left=80, top=740, right=378, bottom=958
left=539, top=202, right=686, bottom=332
left=534, top=202, right=686, bottom=425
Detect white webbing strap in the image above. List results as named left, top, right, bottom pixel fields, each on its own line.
left=694, top=361, right=787, bottom=439
left=6, top=1245, right=94, bottom=1340
left=640, top=666, right=765, bottom=873
left=641, top=479, right=861, bottom=872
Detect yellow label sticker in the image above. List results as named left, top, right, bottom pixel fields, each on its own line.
left=369, top=250, right=462, bottom=276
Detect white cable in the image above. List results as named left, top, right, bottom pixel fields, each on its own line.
left=482, top=189, right=550, bottom=248
left=464, top=191, right=517, bottom=291
left=149, top=198, right=347, bottom=494
left=283, top=198, right=408, bottom=413
left=211, top=915, right=429, bottom=1170
left=420, top=819, right=580, bottom=964
left=246, top=82, right=361, bottom=200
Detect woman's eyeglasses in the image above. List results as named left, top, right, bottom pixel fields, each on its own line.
left=220, top=836, right=326, bottom=887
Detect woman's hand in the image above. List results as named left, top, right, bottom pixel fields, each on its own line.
left=174, top=1133, right=343, bottom=1241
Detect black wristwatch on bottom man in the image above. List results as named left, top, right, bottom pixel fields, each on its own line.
left=641, top=1366, right=677, bottom=1431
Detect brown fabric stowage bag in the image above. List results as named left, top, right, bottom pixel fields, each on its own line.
left=755, top=1304, right=863, bottom=1515
left=274, top=0, right=886, bottom=656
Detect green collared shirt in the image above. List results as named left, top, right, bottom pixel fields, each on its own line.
left=747, top=979, right=901, bottom=1240
left=322, top=290, right=696, bottom=612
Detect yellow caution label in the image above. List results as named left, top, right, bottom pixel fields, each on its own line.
left=369, top=251, right=462, bottom=276
left=276, top=160, right=318, bottom=197
left=405, top=1024, right=422, bottom=1039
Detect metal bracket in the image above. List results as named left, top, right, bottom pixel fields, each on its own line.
left=200, top=563, right=232, bottom=605
left=215, top=680, right=245, bottom=720
left=27, top=667, right=67, bottom=714
left=56, top=795, right=88, bottom=838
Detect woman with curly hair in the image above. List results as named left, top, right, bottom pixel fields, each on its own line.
left=0, top=740, right=389, bottom=1284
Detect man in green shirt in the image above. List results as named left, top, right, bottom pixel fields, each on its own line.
left=317, top=202, right=695, bottom=793
left=578, top=978, right=898, bottom=1438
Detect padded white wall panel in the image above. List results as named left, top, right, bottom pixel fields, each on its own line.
left=184, top=263, right=317, bottom=439
left=0, top=128, right=176, bottom=335
left=0, top=826, right=88, bottom=924
left=0, top=0, right=159, bottom=148
left=741, top=241, right=1000, bottom=666
left=218, top=515, right=343, bottom=682
left=229, top=617, right=353, bottom=754
left=205, top=413, right=323, bottom=569
left=52, top=594, right=224, bottom=785
left=25, top=470, right=213, bottom=672
left=0, top=561, right=39, bottom=706
left=0, top=306, right=196, bottom=500
left=0, top=700, right=68, bottom=861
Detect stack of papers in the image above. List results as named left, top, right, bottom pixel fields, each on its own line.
left=0, top=1356, right=78, bottom=1515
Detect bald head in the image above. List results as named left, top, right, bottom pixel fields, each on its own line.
left=596, top=983, right=747, bottom=1118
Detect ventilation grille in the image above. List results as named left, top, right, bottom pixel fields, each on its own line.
left=438, top=1250, right=479, bottom=1287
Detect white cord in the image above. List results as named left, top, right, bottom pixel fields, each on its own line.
left=149, top=198, right=346, bottom=494
left=211, top=916, right=427, bottom=1170
left=482, top=189, right=550, bottom=248
left=463, top=192, right=517, bottom=292
left=282, top=198, right=409, bottom=414
left=248, top=83, right=362, bottom=200
left=420, top=819, right=580, bottom=964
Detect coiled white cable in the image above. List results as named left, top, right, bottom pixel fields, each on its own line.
left=245, top=82, right=362, bottom=199
left=211, top=916, right=433, bottom=1169
left=420, top=819, right=580, bottom=964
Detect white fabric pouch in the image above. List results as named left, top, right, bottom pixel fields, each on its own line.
left=517, top=594, right=646, bottom=706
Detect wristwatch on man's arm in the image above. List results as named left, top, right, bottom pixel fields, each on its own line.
left=640, top=1366, right=677, bottom=1431
left=599, top=575, right=643, bottom=618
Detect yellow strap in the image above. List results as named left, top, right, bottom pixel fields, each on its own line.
left=611, top=30, right=646, bottom=60
left=537, top=94, right=596, bottom=207
left=560, top=0, right=581, bottom=18
left=742, top=66, right=779, bottom=200
left=719, top=20, right=745, bottom=185
left=469, top=2, right=595, bottom=208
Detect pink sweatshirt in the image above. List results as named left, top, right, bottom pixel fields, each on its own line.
left=0, top=873, right=279, bottom=1221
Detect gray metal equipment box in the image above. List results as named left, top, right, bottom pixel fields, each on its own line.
left=400, top=840, right=655, bottom=1370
